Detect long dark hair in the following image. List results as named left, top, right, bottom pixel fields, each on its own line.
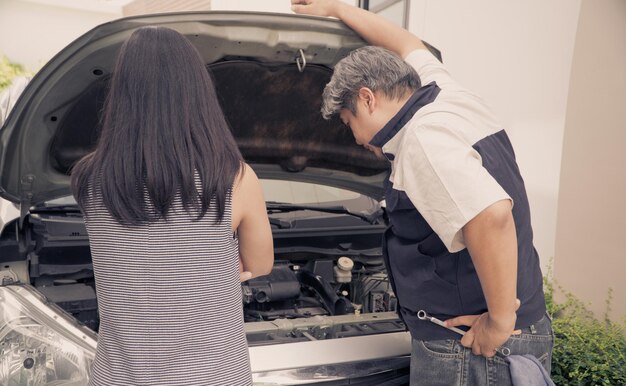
left=71, top=26, right=242, bottom=225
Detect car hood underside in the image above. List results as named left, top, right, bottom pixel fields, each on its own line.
left=0, top=11, right=389, bottom=208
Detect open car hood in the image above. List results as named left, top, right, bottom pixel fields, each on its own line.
left=0, top=11, right=391, bottom=208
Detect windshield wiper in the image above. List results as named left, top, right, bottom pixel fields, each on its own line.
left=265, top=201, right=381, bottom=224
left=32, top=204, right=81, bottom=212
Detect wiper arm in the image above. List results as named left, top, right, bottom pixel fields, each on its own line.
left=32, top=204, right=81, bottom=212
left=265, top=201, right=380, bottom=224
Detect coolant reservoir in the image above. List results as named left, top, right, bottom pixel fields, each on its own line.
left=333, top=256, right=354, bottom=283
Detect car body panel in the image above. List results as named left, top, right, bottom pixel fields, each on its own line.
left=0, top=12, right=389, bottom=209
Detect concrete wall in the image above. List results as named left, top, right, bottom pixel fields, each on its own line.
left=408, top=0, right=582, bottom=272
left=123, top=0, right=211, bottom=16
left=554, top=0, right=626, bottom=320
left=0, top=0, right=121, bottom=71
left=210, top=0, right=355, bottom=13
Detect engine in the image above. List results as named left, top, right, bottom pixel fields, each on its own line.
left=242, top=257, right=397, bottom=322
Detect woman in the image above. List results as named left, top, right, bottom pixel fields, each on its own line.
left=71, top=26, right=273, bottom=385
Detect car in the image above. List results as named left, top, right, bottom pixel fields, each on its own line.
left=0, top=11, right=440, bottom=385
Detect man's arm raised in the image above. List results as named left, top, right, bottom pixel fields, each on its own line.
left=291, top=0, right=426, bottom=59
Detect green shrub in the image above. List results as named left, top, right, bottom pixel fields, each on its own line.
left=545, top=277, right=626, bottom=385
left=0, top=55, right=32, bottom=92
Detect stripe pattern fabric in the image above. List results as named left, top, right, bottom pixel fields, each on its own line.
left=83, top=182, right=252, bottom=385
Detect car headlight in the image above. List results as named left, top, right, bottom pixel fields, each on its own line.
left=0, top=285, right=97, bottom=385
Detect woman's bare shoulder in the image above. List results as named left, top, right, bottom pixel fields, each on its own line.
left=233, top=163, right=260, bottom=194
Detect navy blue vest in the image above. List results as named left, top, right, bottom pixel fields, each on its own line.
left=371, top=84, right=546, bottom=341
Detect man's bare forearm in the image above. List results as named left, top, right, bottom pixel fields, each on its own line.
left=292, top=0, right=426, bottom=58
left=462, top=199, right=518, bottom=328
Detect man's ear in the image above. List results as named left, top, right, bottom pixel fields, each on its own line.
left=357, top=87, right=376, bottom=113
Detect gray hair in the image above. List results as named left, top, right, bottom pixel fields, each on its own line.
left=321, top=46, right=421, bottom=120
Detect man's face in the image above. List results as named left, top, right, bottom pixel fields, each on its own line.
left=339, top=107, right=384, bottom=159
left=339, top=109, right=370, bottom=146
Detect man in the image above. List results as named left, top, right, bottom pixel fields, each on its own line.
left=292, top=1, right=553, bottom=384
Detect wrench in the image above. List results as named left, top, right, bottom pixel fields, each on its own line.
left=417, top=310, right=511, bottom=357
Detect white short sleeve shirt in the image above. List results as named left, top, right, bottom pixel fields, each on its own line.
left=382, top=49, right=512, bottom=252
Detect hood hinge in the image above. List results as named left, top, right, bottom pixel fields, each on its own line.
left=18, top=174, right=34, bottom=230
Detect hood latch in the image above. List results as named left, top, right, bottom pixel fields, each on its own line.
left=296, top=49, right=307, bottom=72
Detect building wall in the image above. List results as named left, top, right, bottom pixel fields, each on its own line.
left=209, top=0, right=355, bottom=13
left=0, top=0, right=120, bottom=71
left=554, top=0, right=626, bottom=320
left=408, top=0, right=582, bottom=272
left=123, top=0, right=211, bottom=16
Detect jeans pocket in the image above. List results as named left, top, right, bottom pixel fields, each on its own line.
left=411, top=340, right=463, bottom=386
left=493, top=333, right=554, bottom=372
left=417, top=339, right=464, bottom=359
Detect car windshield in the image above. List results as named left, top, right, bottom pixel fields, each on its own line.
left=38, top=180, right=365, bottom=209
left=260, top=180, right=361, bottom=205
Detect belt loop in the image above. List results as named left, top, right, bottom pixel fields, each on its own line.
left=530, top=324, right=537, bottom=334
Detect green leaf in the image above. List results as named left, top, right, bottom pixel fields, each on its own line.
left=0, top=55, right=32, bottom=92
left=545, top=275, right=626, bottom=384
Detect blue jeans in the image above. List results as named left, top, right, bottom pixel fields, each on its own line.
left=410, top=313, right=553, bottom=385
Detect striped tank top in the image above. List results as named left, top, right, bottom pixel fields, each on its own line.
left=83, top=184, right=252, bottom=385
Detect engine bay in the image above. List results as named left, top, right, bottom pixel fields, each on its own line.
left=0, top=203, right=406, bottom=345
left=9, top=254, right=404, bottom=345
